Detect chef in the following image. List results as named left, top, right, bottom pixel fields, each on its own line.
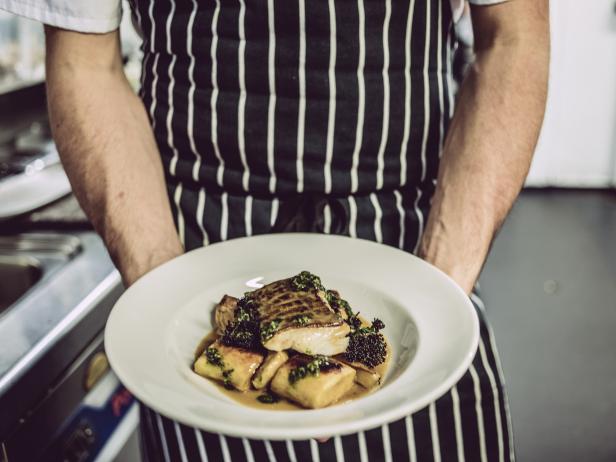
left=0, top=0, right=548, bottom=460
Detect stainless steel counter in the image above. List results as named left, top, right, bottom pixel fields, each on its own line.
left=0, top=231, right=123, bottom=441
left=0, top=86, right=133, bottom=459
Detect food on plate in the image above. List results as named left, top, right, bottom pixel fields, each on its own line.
left=193, top=340, right=264, bottom=392
left=213, top=295, right=238, bottom=335
left=250, top=277, right=351, bottom=355
left=270, top=355, right=356, bottom=409
left=192, top=271, right=389, bottom=409
left=342, top=318, right=387, bottom=368
left=252, top=351, right=289, bottom=389
left=336, top=357, right=383, bottom=388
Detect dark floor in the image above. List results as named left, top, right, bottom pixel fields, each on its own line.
left=479, top=189, right=616, bottom=462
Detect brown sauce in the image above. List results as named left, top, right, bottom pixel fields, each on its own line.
left=193, top=327, right=391, bottom=411
left=194, top=331, right=218, bottom=359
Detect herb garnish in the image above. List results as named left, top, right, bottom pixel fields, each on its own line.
left=257, top=392, right=280, bottom=404
left=205, top=347, right=224, bottom=368
left=235, top=296, right=258, bottom=321
left=206, top=348, right=235, bottom=389
left=344, top=318, right=387, bottom=368
left=260, top=318, right=282, bottom=342
left=222, top=369, right=234, bottom=390
left=291, top=314, right=311, bottom=326
left=221, top=297, right=262, bottom=350
left=290, top=271, right=325, bottom=292
left=291, top=274, right=358, bottom=330
left=325, top=290, right=361, bottom=324
left=370, top=318, right=385, bottom=332
left=288, top=355, right=336, bottom=385
left=347, top=314, right=362, bottom=330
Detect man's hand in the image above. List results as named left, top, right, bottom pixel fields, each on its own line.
left=419, top=0, right=549, bottom=293
left=45, top=27, right=184, bottom=286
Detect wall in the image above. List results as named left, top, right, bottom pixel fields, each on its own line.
left=526, top=0, right=616, bottom=187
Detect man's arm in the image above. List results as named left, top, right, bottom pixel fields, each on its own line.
left=419, top=0, right=549, bottom=293
left=45, top=27, right=183, bottom=285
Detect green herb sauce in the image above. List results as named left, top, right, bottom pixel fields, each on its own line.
left=291, top=314, right=312, bottom=326
left=288, top=355, right=333, bottom=385
left=205, top=347, right=224, bottom=368
left=256, top=392, right=280, bottom=404
left=260, top=318, right=281, bottom=342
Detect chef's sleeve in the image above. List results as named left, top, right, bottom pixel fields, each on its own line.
left=0, top=0, right=121, bottom=33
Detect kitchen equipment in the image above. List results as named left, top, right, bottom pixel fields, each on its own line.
left=0, top=233, right=133, bottom=461
left=0, top=121, right=71, bottom=219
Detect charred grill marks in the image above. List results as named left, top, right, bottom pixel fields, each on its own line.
left=252, top=278, right=344, bottom=333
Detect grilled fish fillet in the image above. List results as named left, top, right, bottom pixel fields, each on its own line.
left=270, top=356, right=356, bottom=409
left=193, top=340, right=264, bottom=391
left=250, top=279, right=350, bottom=355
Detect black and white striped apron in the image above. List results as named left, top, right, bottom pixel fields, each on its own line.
left=128, top=0, right=514, bottom=460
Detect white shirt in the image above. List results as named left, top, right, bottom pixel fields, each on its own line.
left=0, top=0, right=508, bottom=33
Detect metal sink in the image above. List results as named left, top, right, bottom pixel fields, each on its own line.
left=0, top=234, right=81, bottom=257
left=0, top=234, right=82, bottom=317
left=0, top=255, right=42, bottom=313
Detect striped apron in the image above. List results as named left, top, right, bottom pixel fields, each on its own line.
left=128, top=0, right=514, bottom=460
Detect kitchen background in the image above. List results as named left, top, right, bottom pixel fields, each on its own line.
left=0, top=0, right=614, bottom=461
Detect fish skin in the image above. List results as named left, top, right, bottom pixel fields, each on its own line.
left=249, top=278, right=350, bottom=354
left=251, top=279, right=343, bottom=327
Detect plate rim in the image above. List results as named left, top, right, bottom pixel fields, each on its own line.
left=105, top=233, right=479, bottom=440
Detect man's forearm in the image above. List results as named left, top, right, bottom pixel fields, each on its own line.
left=419, top=2, right=549, bottom=293
left=45, top=28, right=183, bottom=285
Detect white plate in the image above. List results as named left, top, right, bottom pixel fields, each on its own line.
left=105, top=233, right=478, bottom=440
